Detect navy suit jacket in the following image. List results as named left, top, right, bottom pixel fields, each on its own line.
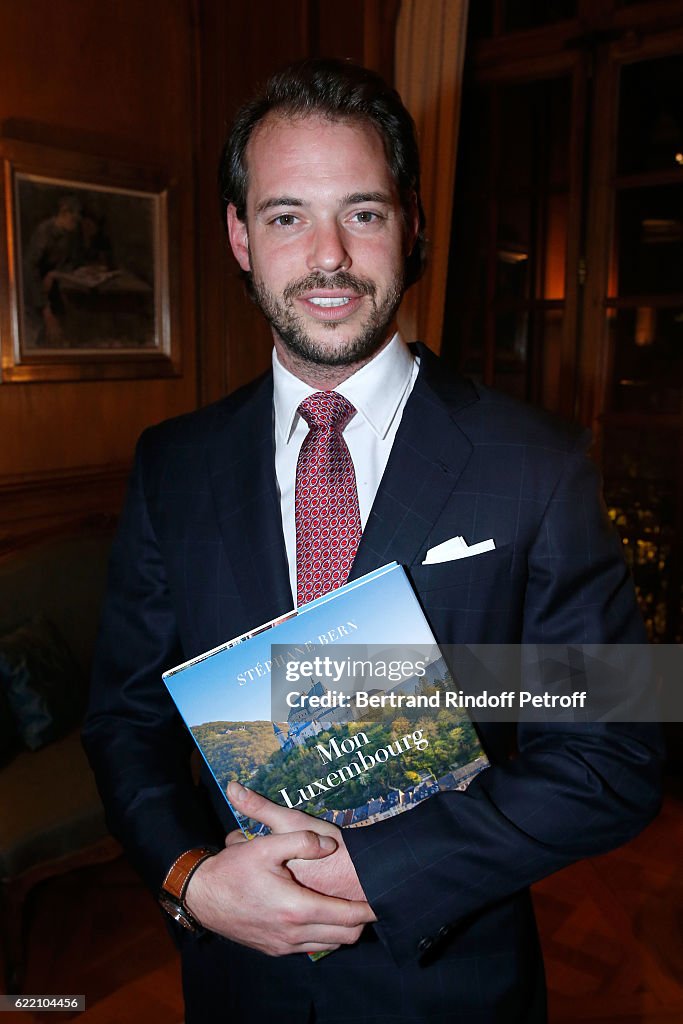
left=84, top=346, right=661, bottom=1023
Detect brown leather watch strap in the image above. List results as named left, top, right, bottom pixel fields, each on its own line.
left=161, top=847, right=217, bottom=901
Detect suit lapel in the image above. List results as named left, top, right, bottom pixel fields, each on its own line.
left=206, top=373, right=294, bottom=629
left=351, top=345, right=478, bottom=578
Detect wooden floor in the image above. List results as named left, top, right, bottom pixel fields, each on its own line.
left=535, top=787, right=683, bottom=1024
left=3, top=789, right=682, bottom=1023
left=7, top=857, right=183, bottom=1024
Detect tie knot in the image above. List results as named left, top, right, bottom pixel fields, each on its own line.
left=298, top=392, right=356, bottom=432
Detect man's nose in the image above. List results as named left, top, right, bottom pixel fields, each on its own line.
left=307, top=221, right=351, bottom=273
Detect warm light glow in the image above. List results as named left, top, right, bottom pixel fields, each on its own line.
left=635, top=307, right=656, bottom=347
left=607, top=238, right=619, bottom=301
left=676, top=152, right=683, bottom=166
left=544, top=195, right=567, bottom=300
left=497, top=247, right=528, bottom=264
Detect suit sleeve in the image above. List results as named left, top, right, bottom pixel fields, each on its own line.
left=344, top=438, right=663, bottom=966
left=82, top=434, right=223, bottom=893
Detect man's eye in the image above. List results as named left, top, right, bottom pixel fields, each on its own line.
left=272, top=214, right=298, bottom=226
left=353, top=211, right=379, bottom=224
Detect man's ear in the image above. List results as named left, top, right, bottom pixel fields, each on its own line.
left=227, top=204, right=251, bottom=271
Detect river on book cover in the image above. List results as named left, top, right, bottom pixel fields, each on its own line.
left=191, top=655, right=488, bottom=837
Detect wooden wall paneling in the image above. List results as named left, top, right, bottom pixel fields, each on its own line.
left=0, top=378, right=199, bottom=477
left=0, top=0, right=199, bottom=535
left=314, top=0, right=400, bottom=80
left=192, top=0, right=232, bottom=408
left=0, top=463, right=128, bottom=554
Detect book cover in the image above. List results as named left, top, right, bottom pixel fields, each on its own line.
left=163, top=562, right=489, bottom=839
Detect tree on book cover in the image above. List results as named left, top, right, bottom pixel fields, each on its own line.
left=163, top=563, right=489, bottom=838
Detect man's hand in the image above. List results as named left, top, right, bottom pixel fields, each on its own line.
left=226, top=782, right=376, bottom=913
left=184, top=819, right=374, bottom=956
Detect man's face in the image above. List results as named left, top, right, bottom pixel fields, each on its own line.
left=57, top=207, right=80, bottom=232
left=227, top=114, right=417, bottom=378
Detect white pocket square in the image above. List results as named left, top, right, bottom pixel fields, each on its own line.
left=422, top=535, right=496, bottom=565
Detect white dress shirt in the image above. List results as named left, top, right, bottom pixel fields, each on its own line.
left=273, top=333, right=419, bottom=604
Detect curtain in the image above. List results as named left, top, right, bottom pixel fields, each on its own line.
left=395, top=0, right=469, bottom=352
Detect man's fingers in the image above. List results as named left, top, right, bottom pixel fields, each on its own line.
left=289, top=887, right=376, bottom=929
left=227, top=781, right=312, bottom=832
left=258, top=828, right=337, bottom=864
left=282, top=942, right=341, bottom=956
left=286, top=922, right=367, bottom=948
left=225, top=830, right=247, bottom=847
left=223, top=823, right=329, bottom=857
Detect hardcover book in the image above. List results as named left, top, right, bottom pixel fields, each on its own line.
left=163, top=562, right=489, bottom=840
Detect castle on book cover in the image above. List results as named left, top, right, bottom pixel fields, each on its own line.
left=163, top=563, right=489, bottom=838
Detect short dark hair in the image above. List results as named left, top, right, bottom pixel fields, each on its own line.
left=218, top=57, right=426, bottom=288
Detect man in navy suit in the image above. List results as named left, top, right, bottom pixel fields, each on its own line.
left=84, top=59, right=661, bottom=1023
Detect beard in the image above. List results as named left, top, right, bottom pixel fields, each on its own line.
left=250, top=269, right=404, bottom=368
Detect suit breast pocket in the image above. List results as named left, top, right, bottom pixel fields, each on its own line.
left=409, top=543, right=514, bottom=593
left=406, top=545, right=519, bottom=642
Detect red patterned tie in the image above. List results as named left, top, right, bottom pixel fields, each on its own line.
left=295, top=392, right=362, bottom=606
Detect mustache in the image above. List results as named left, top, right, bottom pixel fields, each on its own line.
left=283, top=271, right=376, bottom=302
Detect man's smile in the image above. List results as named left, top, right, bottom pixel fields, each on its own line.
left=297, top=291, right=364, bottom=322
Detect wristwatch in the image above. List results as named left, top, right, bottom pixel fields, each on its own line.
left=158, top=846, right=217, bottom=932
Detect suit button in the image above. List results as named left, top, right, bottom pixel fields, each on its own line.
left=437, top=925, right=451, bottom=941
left=417, top=936, right=434, bottom=953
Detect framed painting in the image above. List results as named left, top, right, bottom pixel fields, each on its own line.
left=0, top=138, right=180, bottom=381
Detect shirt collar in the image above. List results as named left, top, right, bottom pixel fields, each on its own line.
left=273, top=332, right=415, bottom=443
